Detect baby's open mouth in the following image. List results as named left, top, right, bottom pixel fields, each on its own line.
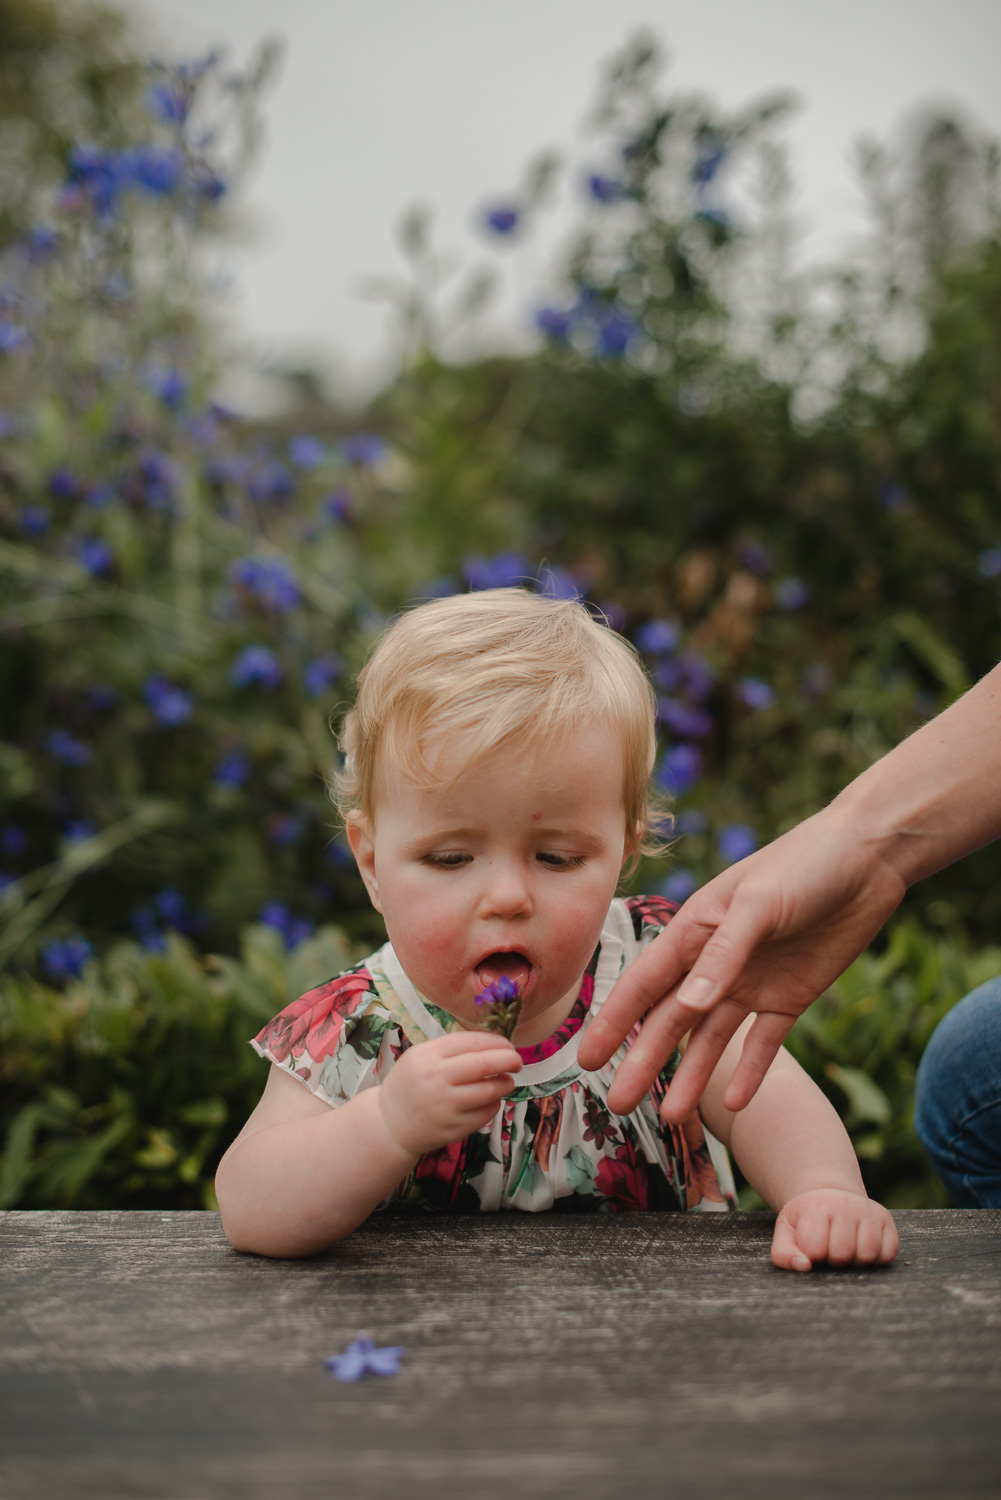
left=474, top=951, right=532, bottom=994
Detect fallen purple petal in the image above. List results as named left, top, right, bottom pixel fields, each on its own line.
left=325, top=1334, right=404, bottom=1382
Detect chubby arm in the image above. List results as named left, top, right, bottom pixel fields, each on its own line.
left=698, top=1022, right=898, bottom=1271
left=580, top=660, right=1001, bottom=1123
left=216, top=1032, right=521, bottom=1258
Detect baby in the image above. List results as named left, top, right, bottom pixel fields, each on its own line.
left=216, top=589, right=899, bottom=1269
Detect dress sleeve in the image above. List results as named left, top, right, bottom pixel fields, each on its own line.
left=624, top=893, right=679, bottom=945
left=251, top=963, right=398, bottom=1108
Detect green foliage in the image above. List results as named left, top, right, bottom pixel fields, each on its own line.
left=0, top=922, right=363, bottom=1208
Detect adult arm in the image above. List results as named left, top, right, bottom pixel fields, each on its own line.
left=578, top=661, right=1001, bottom=1123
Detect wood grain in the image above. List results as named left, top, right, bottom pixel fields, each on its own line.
left=1, top=1210, right=998, bottom=1498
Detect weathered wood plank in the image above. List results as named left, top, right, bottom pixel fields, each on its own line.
left=0, top=1210, right=998, bottom=1498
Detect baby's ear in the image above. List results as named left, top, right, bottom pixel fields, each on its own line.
left=345, top=812, right=382, bottom=912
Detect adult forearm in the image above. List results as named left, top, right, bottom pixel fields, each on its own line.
left=829, top=660, right=1001, bottom=890
left=216, top=1089, right=417, bottom=1257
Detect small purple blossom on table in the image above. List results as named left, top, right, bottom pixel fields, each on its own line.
left=325, top=1334, right=404, bottom=1382
left=474, top=974, right=523, bottom=1040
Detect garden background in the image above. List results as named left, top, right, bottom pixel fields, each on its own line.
left=2, top=0, right=1000, bottom=1213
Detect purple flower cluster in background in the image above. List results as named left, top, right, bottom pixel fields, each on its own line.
left=231, top=645, right=283, bottom=691
left=259, top=902, right=315, bottom=949
left=230, top=556, right=301, bottom=614
left=534, top=284, right=639, bottom=360
left=132, top=886, right=204, bottom=951
left=717, top=824, right=758, bottom=864
left=41, top=935, right=93, bottom=982
left=45, top=730, right=92, bottom=767
left=145, top=676, right=193, bottom=727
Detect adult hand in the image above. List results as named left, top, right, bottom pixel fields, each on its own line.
left=579, top=806, right=908, bottom=1123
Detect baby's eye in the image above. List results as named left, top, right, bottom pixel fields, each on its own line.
left=422, top=851, right=470, bottom=869
left=536, top=851, right=586, bottom=869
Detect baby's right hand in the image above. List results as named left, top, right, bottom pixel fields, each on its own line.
left=378, top=1031, right=522, bottom=1157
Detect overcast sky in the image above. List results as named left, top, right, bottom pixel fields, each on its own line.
left=123, top=0, right=1001, bottom=405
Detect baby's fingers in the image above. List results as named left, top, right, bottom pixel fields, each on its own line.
left=446, top=1046, right=521, bottom=1086
left=770, top=1212, right=813, bottom=1273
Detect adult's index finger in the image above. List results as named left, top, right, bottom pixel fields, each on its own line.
left=577, top=920, right=691, bottom=1070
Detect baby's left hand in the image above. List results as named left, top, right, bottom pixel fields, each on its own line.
left=771, top=1188, right=899, bottom=1272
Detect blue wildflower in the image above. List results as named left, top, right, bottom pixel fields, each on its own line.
left=132, top=907, right=167, bottom=952
left=269, top=813, right=305, bottom=847
left=340, top=433, right=388, bottom=468
left=41, top=936, right=93, bottom=982
left=679, top=653, right=713, bottom=702
left=258, top=902, right=313, bottom=948
left=85, top=483, right=116, bottom=510
left=535, top=306, right=574, bottom=342
left=484, top=205, right=520, bottom=235
left=0, top=321, right=28, bottom=352
left=538, top=565, right=582, bottom=601
left=635, top=619, right=680, bottom=656
left=19, top=506, right=50, bottom=535
left=737, top=678, right=775, bottom=712
left=144, top=676, right=194, bottom=727
left=474, top=975, right=523, bottom=1039
left=656, top=744, right=702, bottom=797
left=61, top=820, right=95, bottom=846
left=25, top=225, right=59, bottom=262
left=597, top=600, right=627, bottom=632
left=148, top=368, right=187, bottom=410
left=587, top=173, right=626, bottom=204
left=738, top=541, right=772, bottom=577
left=657, top=699, right=713, bottom=738
left=138, top=450, right=178, bottom=509
left=214, top=750, right=250, bottom=788
left=146, top=80, right=190, bottom=125
left=653, top=659, right=683, bottom=693
left=676, top=810, right=708, bottom=836
left=692, top=131, right=727, bottom=189
left=594, top=307, right=636, bottom=359
left=302, top=656, right=343, bottom=697
left=289, top=434, right=326, bottom=469
left=248, top=458, right=295, bottom=504
left=718, top=824, right=758, bottom=864
left=324, top=489, right=354, bottom=524
left=0, top=825, right=27, bottom=857
left=49, top=469, right=79, bottom=500
left=463, top=552, right=531, bottom=591
left=977, top=547, right=1001, bottom=579
left=325, top=1335, right=403, bottom=1383
left=45, top=730, right=91, bottom=767
left=230, top=557, right=301, bottom=613
left=128, top=144, right=184, bottom=196
left=76, top=539, right=114, bottom=576
left=660, top=868, right=698, bottom=905
left=231, top=646, right=284, bottom=690
left=776, top=577, right=808, bottom=610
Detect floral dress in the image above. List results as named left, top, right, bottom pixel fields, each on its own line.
left=251, top=894, right=737, bottom=1214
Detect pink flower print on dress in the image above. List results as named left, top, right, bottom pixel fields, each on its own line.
left=253, top=966, right=376, bottom=1063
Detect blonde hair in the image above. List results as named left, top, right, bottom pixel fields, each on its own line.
left=334, top=588, right=670, bottom=866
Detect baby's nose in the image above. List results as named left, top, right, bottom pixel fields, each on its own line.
left=480, top=862, right=533, bottom=918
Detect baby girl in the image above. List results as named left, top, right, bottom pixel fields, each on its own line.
left=216, top=588, right=898, bottom=1270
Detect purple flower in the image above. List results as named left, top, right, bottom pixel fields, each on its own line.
left=535, top=306, right=574, bottom=342
left=977, top=547, right=1001, bottom=580
left=324, top=488, right=354, bottom=524
left=132, top=907, right=167, bottom=951
left=597, top=600, right=627, bottom=632
left=656, top=744, right=702, bottom=797
left=692, top=132, right=727, bottom=188
left=325, top=1334, right=403, bottom=1383
left=129, top=144, right=184, bottom=196
left=679, top=653, right=713, bottom=702
left=289, top=434, right=326, bottom=469
left=25, top=225, right=59, bottom=262
left=657, top=699, right=713, bottom=738
left=76, top=539, right=114, bottom=576
left=738, top=541, right=772, bottom=577
left=474, top=975, right=523, bottom=1039
left=145, top=676, right=193, bottom=726
left=230, top=557, right=301, bottom=614
left=484, top=205, right=520, bottom=236
left=0, top=825, right=27, bottom=857
left=49, top=468, right=79, bottom=501
left=634, top=619, right=680, bottom=656
left=214, top=750, right=250, bottom=788
left=587, top=173, right=626, bottom=204
left=148, top=368, right=187, bottom=410
left=302, top=656, right=343, bottom=697
left=85, top=484, right=116, bottom=511
left=41, top=935, right=93, bottom=982
left=137, top=450, right=178, bottom=510
left=146, top=80, right=190, bottom=125
left=538, top=565, right=582, bottom=601
left=660, top=868, right=697, bottom=905
left=676, top=810, right=707, bottom=835
left=594, top=307, right=636, bottom=359
left=0, top=321, right=28, bottom=353
left=248, top=458, right=295, bottom=505
left=61, top=820, right=95, bottom=846
left=19, top=506, right=50, bottom=536
left=45, top=730, right=91, bottom=767
left=258, top=902, right=313, bottom=948
left=340, top=433, right=388, bottom=468
left=231, top=646, right=284, bottom=690
left=463, top=552, right=531, bottom=591
left=776, top=577, right=808, bottom=610
left=718, top=824, right=758, bottom=864
left=737, top=678, right=775, bottom=712
left=268, top=814, right=304, bottom=847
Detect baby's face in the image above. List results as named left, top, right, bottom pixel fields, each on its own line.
left=347, top=723, right=629, bottom=1044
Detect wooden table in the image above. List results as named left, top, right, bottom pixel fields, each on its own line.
left=1, top=1210, right=999, bottom=1498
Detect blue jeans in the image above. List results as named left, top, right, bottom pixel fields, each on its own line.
left=914, top=978, right=1001, bottom=1207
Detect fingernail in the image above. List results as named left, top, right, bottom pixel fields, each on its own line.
left=677, top=975, right=717, bottom=1009
left=791, top=1254, right=810, bottom=1272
